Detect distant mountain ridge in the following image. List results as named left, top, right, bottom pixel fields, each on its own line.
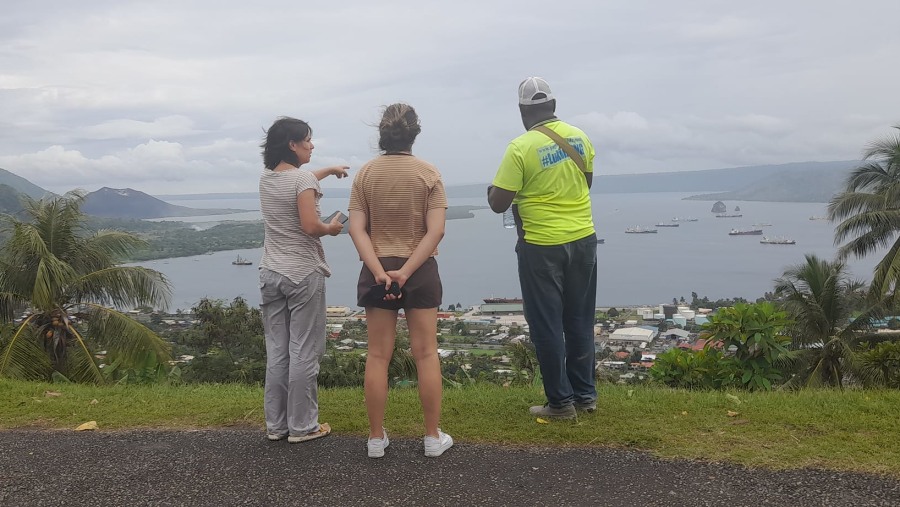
left=0, top=184, right=27, bottom=213
left=0, top=160, right=865, bottom=209
left=156, top=161, right=861, bottom=203
left=596, top=160, right=858, bottom=197
left=82, top=187, right=249, bottom=219
left=0, top=167, right=54, bottom=200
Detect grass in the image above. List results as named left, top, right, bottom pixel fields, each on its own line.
left=2, top=378, right=899, bottom=477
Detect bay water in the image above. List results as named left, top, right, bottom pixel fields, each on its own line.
left=134, top=193, right=877, bottom=312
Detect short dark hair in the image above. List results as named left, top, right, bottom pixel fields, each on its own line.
left=261, top=117, right=312, bottom=170
left=519, top=99, right=556, bottom=118
left=519, top=99, right=557, bottom=129
left=378, top=103, right=421, bottom=153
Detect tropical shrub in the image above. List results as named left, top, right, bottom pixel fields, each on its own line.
left=703, top=302, right=793, bottom=390
left=857, top=341, right=900, bottom=388
left=775, top=254, right=882, bottom=388
left=649, top=346, right=727, bottom=390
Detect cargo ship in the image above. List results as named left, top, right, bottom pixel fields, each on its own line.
left=483, top=297, right=524, bottom=304
left=729, top=228, right=763, bottom=236
left=625, top=226, right=658, bottom=233
left=655, top=222, right=680, bottom=227
left=760, top=236, right=796, bottom=244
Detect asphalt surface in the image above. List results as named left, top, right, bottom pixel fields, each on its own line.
left=1, top=430, right=898, bottom=507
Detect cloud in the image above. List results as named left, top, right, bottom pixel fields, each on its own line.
left=0, top=1, right=898, bottom=192
left=677, top=15, right=763, bottom=41
left=573, top=110, right=889, bottom=174
left=78, top=115, right=200, bottom=140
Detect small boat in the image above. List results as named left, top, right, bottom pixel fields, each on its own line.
left=596, top=238, right=605, bottom=244
left=809, top=216, right=829, bottom=221
left=483, top=297, right=523, bottom=304
left=729, top=228, right=763, bottom=236
left=655, top=222, right=680, bottom=227
left=232, top=255, right=253, bottom=266
left=625, top=226, right=658, bottom=234
left=760, top=236, right=796, bottom=245
left=715, top=214, right=743, bottom=218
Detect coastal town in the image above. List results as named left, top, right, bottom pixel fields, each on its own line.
left=133, top=296, right=725, bottom=385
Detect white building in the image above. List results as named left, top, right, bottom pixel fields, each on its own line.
left=608, top=327, right=658, bottom=350
left=637, top=307, right=656, bottom=319
left=327, top=306, right=352, bottom=317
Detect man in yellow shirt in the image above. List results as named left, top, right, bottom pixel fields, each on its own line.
left=488, top=77, right=598, bottom=419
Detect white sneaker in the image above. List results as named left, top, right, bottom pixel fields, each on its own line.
left=424, top=430, right=453, bottom=457
left=367, top=428, right=389, bottom=458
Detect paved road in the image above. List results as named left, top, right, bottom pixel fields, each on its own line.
left=1, top=430, right=898, bottom=506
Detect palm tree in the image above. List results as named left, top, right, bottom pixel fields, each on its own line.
left=829, top=125, right=900, bottom=303
left=0, top=192, right=171, bottom=383
left=774, top=254, right=881, bottom=388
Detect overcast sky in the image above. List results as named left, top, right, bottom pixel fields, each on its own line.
left=1, top=1, right=898, bottom=195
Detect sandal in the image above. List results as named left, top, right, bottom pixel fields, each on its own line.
left=287, top=423, right=331, bottom=443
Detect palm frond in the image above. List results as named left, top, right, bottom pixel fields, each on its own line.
left=388, top=346, right=418, bottom=382
left=71, top=231, right=148, bottom=273
left=69, top=266, right=171, bottom=311
left=861, top=126, right=900, bottom=166
left=0, top=317, right=53, bottom=381
left=867, top=238, right=900, bottom=298
left=32, top=257, right=77, bottom=310
left=833, top=211, right=900, bottom=252
left=0, top=291, right=28, bottom=323
left=81, top=304, right=171, bottom=367
left=64, top=325, right=104, bottom=383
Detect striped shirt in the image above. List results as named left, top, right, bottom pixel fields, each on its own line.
left=348, top=154, right=448, bottom=258
left=259, top=168, right=331, bottom=283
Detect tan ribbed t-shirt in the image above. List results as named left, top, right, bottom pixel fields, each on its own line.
left=348, top=154, right=448, bottom=258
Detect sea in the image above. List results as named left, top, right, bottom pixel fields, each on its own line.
left=131, top=192, right=879, bottom=312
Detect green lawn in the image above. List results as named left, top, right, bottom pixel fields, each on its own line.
left=2, top=379, right=898, bottom=477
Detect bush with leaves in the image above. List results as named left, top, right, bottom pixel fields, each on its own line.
left=702, top=302, right=793, bottom=391
left=505, top=341, right=539, bottom=386
left=857, top=341, right=900, bottom=388
left=649, top=346, right=727, bottom=390
left=178, top=297, right=266, bottom=384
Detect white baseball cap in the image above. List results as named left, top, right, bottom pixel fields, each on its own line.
left=518, top=77, right=554, bottom=105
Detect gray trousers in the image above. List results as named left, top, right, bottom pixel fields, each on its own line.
left=259, top=268, right=326, bottom=437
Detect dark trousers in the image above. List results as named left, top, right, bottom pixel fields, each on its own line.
left=516, top=234, right=597, bottom=407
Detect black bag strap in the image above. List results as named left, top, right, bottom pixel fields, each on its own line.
left=532, top=125, right=586, bottom=173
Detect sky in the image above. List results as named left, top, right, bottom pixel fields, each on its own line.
left=1, top=1, right=898, bottom=195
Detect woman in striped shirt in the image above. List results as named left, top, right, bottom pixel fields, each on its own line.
left=348, top=104, right=453, bottom=458
left=258, top=117, right=347, bottom=444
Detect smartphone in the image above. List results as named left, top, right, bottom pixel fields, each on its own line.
left=364, top=281, right=402, bottom=305
left=324, top=210, right=349, bottom=224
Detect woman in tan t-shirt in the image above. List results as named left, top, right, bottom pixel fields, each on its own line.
left=348, top=103, right=453, bottom=458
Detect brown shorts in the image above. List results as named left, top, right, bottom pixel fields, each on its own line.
left=356, top=257, right=442, bottom=310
